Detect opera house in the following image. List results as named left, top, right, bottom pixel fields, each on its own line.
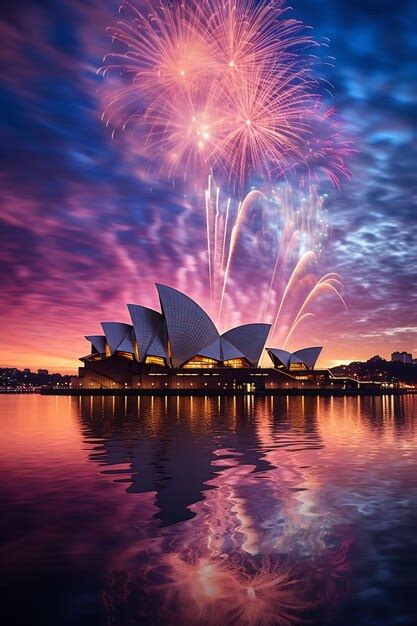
left=73, top=284, right=351, bottom=392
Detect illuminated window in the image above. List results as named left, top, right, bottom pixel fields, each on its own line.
left=115, top=351, right=134, bottom=360
left=87, top=353, right=105, bottom=362
left=289, top=362, right=307, bottom=371
left=145, top=356, right=166, bottom=366
left=223, top=358, right=248, bottom=368
left=183, top=356, right=218, bottom=368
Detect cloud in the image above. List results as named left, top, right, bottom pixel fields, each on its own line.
left=0, top=0, right=416, bottom=369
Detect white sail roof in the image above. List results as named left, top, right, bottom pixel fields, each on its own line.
left=292, top=347, right=322, bottom=369
left=267, top=347, right=323, bottom=370
left=156, top=284, right=219, bottom=367
left=198, top=337, right=223, bottom=361
left=220, top=337, right=246, bottom=361
left=222, top=323, right=271, bottom=366
left=85, top=335, right=107, bottom=354
left=146, top=333, right=166, bottom=359
left=267, top=348, right=292, bottom=368
left=83, top=285, right=322, bottom=371
left=127, top=304, right=164, bottom=361
left=101, top=322, right=134, bottom=355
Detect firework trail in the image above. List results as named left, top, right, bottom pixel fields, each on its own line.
left=282, top=273, right=347, bottom=347
left=261, top=187, right=327, bottom=321
left=101, top=0, right=353, bottom=346
left=218, top=188, right=265, bottom=320
left=269, top=250, right=317, bottom=338
left=204, top=178, right=342, bottom=346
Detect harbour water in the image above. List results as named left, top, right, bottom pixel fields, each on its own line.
left=1, top=394, right=416, bottom=625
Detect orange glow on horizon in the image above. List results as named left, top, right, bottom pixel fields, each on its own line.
left=0, top=343, right=409, bottom=374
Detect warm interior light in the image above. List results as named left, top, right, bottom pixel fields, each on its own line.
left=289, top=362, right=307, bottom=371
left=145, top=356, right=165, bottom=366
left=115, top=351, right=134, bottom=360
left=223, top=358, right=248, bottom=368
left=183, top=356, right=218, bottom=369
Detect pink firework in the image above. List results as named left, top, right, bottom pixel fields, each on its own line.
left=139, top=90, right=223, bottom=177
left=196, top=0, right=315, bottom=80
left=100, top=0, right=326, bottom=187
left=102, top=0, right=207, bottom=97
left=214, top=63, right=315, bottom=186
left=159, top=553, right=316, bottom=626
left=292, top=103, right=356, bottom=188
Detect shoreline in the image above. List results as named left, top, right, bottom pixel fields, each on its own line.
left=34, top=388, right=417, bottom=397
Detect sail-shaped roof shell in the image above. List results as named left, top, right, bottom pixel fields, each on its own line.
left=85, top=335, right=107, bottom=354
left=127, top=304, right=165, bottom=361
left=222, top=323, right=271, bottom=366
left=156, top=284, right=219, bottom=367
left=267, top=347, right=323, bottom=370
left=266, top=348, right=292, bottom=368
left=292, top=347, right=322, bottom=369
left=101, top=322, right=134, bottom=355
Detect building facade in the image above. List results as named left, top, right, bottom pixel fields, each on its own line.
left=72, top=284, right=356, bottom=392
left=391, top=351, right=413, bottom=364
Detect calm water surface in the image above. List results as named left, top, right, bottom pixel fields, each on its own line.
left=1, top=394, right=417, bottom=626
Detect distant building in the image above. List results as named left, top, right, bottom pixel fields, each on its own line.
left=369, top=355, right=384, bottom=363
left=391, top=351, right=413, bottom=364
left=37, top=369, right=49, bottom=375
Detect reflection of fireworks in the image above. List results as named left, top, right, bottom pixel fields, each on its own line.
left=104, top=537, right=353, bottom=626
left=100, top=0, right=353, bottom=188
left=94, top=397, right=357, bottom=626
left=161, top=554, right=316, bottom=626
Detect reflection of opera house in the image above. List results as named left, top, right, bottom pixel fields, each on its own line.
left=73, top=284, right=355, bottom=392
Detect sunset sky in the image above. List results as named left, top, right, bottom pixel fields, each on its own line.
left=0, top=0, right=416, bottom=372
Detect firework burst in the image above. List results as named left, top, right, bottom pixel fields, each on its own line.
left=103, top=0, right=207, bottom=96
left=100, top=0, right=336, bottom=188
left=159, top=553, right=316, bottom=626
left=292, top=103, right=356, bottom=188
left=214, top=64, right=314, bottom=185
left=100, top=0, right=352, bottom=343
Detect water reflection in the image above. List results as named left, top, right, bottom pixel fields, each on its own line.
left=75, top=394, right=417, bottom=625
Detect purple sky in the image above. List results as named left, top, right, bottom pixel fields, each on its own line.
left=0, top=0, right=416, bottom=371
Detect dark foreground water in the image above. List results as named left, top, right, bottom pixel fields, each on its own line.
left=1, top=395, right=417, bottom=626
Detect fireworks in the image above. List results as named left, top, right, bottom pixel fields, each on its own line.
left=100, top=0, right=348, bottom=188
left=214, top=64, right=313, bottom=185
left=204, top=178, right=344, bottom=347
left=160, top=554, right=315, bottom=626
left=292, top=103, right=355, bottom=188
left=101, top=0, right=353, bottom=345
left=205, top=176, right=265, bottom=321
